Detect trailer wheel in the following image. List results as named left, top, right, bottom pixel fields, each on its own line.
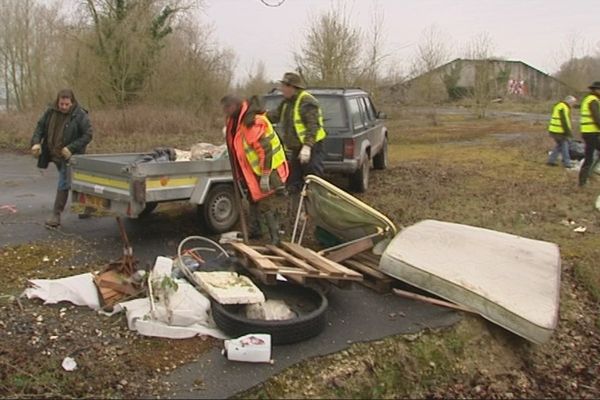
left=198, top=184, right=239, bottom=233
left=211, top=282, right=328, bottom=345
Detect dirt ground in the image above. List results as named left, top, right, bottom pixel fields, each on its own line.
left=1, top=105, right=599, bottom=398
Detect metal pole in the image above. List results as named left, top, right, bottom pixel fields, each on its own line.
left=225, top=133, right=249, bottom=243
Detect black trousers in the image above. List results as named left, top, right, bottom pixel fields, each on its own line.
left=579, top=134, right=600, bottom=185
left=286, top=141, right=325, bottom=194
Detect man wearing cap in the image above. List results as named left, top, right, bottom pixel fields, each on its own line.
left=547, top=95, right=577, bottom=168
left=578, top=81, right=600, bottom=186
left=267, top=72, right=327, bottom=194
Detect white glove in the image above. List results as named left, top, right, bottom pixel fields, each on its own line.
left=299, top=145, right=311, bottom=164
left=31, top=144, right=41, bottom=158
left=61, top=147, right=72, bottom=160
left=260, top=174, right=271, bottom=193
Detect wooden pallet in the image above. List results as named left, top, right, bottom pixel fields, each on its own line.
left=333, top=252, right=393, bottom=293
left=228, top=241, right=363, bottom=285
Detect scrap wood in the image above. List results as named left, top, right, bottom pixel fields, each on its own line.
left=265, top=244, right=319, bottom=273
left=322, top=237, right=374, bottom=263
left=229, top=242, right=279, bottom=270
left=343, top=259, right=392, bottom=293
left=393, top=288, right=475, bottom=313
left=280, top=242, right=362, bottom=278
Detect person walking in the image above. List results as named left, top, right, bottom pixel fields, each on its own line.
left=30, top=89, right=93, bottom=227
left=221, top=95, right=289, bottom=244
left=547, top=95, right=577, bottom=167
left=267, top=72, right=327, bottom=194
left=578, top=81, right=600, bottom=186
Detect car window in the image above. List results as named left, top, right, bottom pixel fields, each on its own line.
left=263, top=94, right=347, bottom=129
left=348, top=98, right=366, bottom=130
left=362, top=97, right=376, bottom=121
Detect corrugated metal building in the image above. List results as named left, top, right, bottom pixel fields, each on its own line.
left=388, top=58, right=576, bottom=103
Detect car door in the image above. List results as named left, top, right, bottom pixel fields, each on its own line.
left=360, top=96, right=383, bottom=155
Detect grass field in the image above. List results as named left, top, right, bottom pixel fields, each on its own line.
left=1, top=103, right=599, bottom=398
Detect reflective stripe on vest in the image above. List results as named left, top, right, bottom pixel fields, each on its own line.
left=548, top=101, right=571, bottom=134
left=243, top=115, right=286, bottom=176
left=281, top=91, right=327, bottom=144
left=580, top=94, right=600, bottom=134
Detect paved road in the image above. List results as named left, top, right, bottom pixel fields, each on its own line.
left=0, top=153, right=461, bottom=399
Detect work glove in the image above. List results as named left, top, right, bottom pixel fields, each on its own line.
left=260, top=174, right=271, bottom=193
left=299, top=145, right=311, bottom=164
left=31, top=144, right=41, bottom=158
left=61, top=147, right=72, bottom=160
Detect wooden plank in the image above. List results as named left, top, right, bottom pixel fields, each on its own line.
left=280, top=242, right=345, bottom=276
left=343, top=259, right=390, bottom=280
left=264, top=255, right=287, bottom=262
left=393, top=289, right=475, bottom=313
left=265, top=245, right=320, bottom=273
left=229, top=242, right=279, bottom=270
left=323, top=237, right=374, bottom=263
left=354, top=252, right=381, bottom=267
left=305, top=247, right=364, bottom=278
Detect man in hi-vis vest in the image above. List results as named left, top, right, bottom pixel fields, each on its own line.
left=578, top=81, right=600, bottom=186
left=546, top=95, right=576, bottom=167
left=267, top=72, right=327, bottom=194
left=222, top=95, right=289, bottom=244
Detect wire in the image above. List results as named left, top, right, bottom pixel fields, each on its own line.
left=259, top=0, right=286, bottom=7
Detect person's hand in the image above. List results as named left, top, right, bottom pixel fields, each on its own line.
left=31, top=144, right=41, bottom=158
left=61, top=147, right=72, bottom=160
left=260, top=174, right=271, bottom=193
left=299, top=145, right=311, bottom=164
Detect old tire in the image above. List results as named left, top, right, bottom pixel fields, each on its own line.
left=373, top=137, right=388, bottom=170
left=349, top=155, right=370, bottom=193
left=138, top=202, right=158, bottom=218
left=211, top=283, right=328, bottom=345
left=198, top=184, right=239, bottom=234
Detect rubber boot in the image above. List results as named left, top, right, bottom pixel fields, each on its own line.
left=248, top=202, right=263, bottom=240
left=264, top=210, right=281, bottom=246
left=45, top=190, right=68, bottom=228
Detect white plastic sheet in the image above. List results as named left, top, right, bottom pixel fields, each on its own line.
left=23, top=273, right=101, bottom=310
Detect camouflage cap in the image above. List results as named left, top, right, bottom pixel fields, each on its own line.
left=279, top=72, right=306, bottom=89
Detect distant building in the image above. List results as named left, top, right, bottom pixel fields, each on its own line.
left=387, top=58, right=576, bottom=104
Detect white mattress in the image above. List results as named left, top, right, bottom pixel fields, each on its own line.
left=379, top=220, right=561, bottom=344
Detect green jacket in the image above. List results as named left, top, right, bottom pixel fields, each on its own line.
left=267, top=90, right=320, bottom=149
left=31, top=103, right=93, bottom=169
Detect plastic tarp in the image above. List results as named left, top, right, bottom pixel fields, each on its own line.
left=379, top=220, right=561, bottom=344
left=303, top=175, right=397, bottom=243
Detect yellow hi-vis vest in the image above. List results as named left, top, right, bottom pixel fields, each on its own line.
left=548, top=101, right=571, bottom=134
left=243, top=115, right=286, bottom=176
left=580, top=94, right=600, bottom=134
left=281, top=91, right=327, bottom=144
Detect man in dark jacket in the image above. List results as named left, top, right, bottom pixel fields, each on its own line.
left=267, top=72, right=327, bottom=194
left=30, top=89, right=93, bottom=227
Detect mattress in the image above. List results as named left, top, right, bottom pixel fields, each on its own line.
left=379, top=220, right=561, bottom=344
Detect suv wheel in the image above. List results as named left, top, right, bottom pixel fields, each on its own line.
left=373, top=137, right=388, bottom=170
left=349, top=156, right=369, bottom=193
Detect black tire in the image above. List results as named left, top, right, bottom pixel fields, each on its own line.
left=211, top=282, right=328, bottom=345
left=198, top=184, right=239, bottom=233
left=349, top=155, right=370, bottom=193
left=137, top=202, right=158, bottom=218
left=373, top=137, right=388, bottom=170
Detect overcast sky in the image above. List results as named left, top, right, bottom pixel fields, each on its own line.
left=204, top=0, right=600, bottom=83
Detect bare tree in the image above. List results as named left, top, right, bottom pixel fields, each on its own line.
left=408, top=25, right=451, bottom=123
left=357, top=2, right=388, bottom=97
left=465, top=32, right=496, bottom=118
left=294, top=3, right=362, bottom=86
left=240, top=60, right=271, bottom=97
left=0, top=0, right=64, bottom=110
left=76, top=0, right=183, bottom=106
left=554, top=33, right=599, bottom=91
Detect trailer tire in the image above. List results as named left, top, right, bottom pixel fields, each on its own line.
left=199, top=184, right=239, bottom=233
left=211, top=283, right=328, bottom=345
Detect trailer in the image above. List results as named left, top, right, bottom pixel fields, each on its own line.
left=69, top=152, right=239, bottom=233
